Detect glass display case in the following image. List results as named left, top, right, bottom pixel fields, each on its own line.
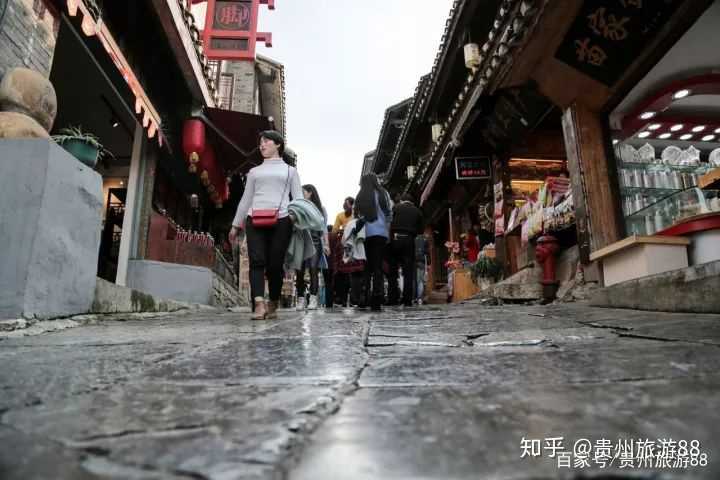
left=614, top=142, right=714, bottom=216
left=625, top=188, right=720, bottom=236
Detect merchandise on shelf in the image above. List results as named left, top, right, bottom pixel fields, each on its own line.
left=625, top=188, right=720, bottom=236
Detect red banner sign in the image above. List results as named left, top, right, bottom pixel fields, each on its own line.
left=202, top=0, right=274, bottom=61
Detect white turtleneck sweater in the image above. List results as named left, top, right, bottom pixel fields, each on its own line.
left=232, top=158, right=303, bottom=228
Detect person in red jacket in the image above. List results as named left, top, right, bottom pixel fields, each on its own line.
left=464, top=229, right=480, bottom=263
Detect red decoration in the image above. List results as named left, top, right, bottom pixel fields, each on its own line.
left=182, top=119, right=206, bottom=173
left=201, top=0, right=274, bottom=61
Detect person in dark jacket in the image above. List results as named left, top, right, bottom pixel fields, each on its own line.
left=387, top=194, right=424, bottom=307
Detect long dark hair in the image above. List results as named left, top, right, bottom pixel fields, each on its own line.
left=356, top=173, right=389, bottom=222
left=302, top=184, right=323, bottom=214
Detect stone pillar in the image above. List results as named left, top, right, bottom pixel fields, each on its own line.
left=116, top=125, right=146, bottom=285
left=562, top=103, right=624, bottom=264
left=0, top=140, right=103, bottom=320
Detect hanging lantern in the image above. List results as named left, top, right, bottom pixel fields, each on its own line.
left=431, top=123, right=443, bottom=143
left=182, top=119, right=206, bottom=173
left=464, top=43, right=481, bottom=70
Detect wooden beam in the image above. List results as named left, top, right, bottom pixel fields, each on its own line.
left=562, top=103, right=623, bottom=264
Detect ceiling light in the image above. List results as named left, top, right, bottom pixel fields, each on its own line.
left=670, top=124, right=684, bottom=132
left=112, top=121, right=120, bottom=128
left=658, top=133, right=672, bottom=139
left=639, top=112, right=656, bottom=120
left=638, top=131, right=651, bottom=138
left=120, top=181, right=124, bottom=186
left=702, top=134, right=716, bottom=142
left=647, top=123, right=662, bottom=130
left=692, top=125, right=706, bottom=133
left=673, top=89, right=691, bottom=99
left=680, top=134, right=693, bottom=140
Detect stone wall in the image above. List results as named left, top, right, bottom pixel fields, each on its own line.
left=0, top=0, right=58, bottom=79
left=0, top=140, right=103, bottom=320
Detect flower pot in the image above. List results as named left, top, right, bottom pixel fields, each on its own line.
left=61, top=139, right=99, bottom=168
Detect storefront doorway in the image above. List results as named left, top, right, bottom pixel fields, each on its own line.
left=49, top=17, right=138, bottom=282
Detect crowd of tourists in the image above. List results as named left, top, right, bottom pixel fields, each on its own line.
left=229, top=130, right=430, bottom=319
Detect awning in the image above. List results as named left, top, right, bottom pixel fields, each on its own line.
left=196, top=107, right=272, bottom=174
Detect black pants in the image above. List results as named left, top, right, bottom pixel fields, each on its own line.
left=364, top=236, right=387, bottom=310
left=387, top=233, right=416, bottom=306
left=296, top=265, right=330, bottom=297
left=245, top=216, right=293, bottom=301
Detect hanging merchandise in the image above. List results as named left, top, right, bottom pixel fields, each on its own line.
left=182, top=119, right=206, bottom=173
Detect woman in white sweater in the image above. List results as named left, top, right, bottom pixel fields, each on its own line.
left=230, top=131, right=302, bottom=320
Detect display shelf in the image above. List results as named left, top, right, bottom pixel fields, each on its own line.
left=620, top=187, right=678, bottom=196
left=619, top=161, right=713, bottom=174
left=625, top=188, right=720, bottom=236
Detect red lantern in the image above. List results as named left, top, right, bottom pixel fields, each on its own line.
left=182, top=119, right=206, bottom=173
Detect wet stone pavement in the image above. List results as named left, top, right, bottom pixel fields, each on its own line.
left=1, top=302, right=719, bottom=479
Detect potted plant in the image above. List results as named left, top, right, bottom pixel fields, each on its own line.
left=470, top=255, right=501, bottom=290
left=52, top=126, right=111, bottom=168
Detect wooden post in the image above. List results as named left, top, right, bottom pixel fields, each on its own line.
left=562, top=102, right=624, bottom=264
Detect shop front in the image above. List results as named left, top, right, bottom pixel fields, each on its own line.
left=592, top=1, right=720, bottom=288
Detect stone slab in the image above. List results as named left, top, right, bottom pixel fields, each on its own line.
left=0, top=140, right=102, bottom=320
left=590, top=260, right=720, bottom=313
left=91, top=277, right=201, bottom=314
left=126, top=259, right=213, bottom=306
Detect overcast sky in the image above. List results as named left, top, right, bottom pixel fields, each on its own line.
left=254, top=0, right=453, bottom=219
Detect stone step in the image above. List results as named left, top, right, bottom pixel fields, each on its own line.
left=590, top=260, right=720, bottom=314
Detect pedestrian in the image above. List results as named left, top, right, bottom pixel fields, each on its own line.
left=332, top=196, right=354, bottom=234
left=415, top=231, right=431, bottom=305
left=353, top=173, right=393, bottom=312
left=295, top=184, right=331, bottom=310
left=464, top=227, right=480, bottom=263
left=229, top=130, right=302, bottom=320
left=387, top=194, right=424, bottom=307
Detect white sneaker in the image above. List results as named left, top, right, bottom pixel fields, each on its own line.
left=296, top=297, right=306, bottom=311
left=417, top=299, right=423, bottom=305
left=308, top=295, right=318, bottom=310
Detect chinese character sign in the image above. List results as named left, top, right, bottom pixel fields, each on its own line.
left=455, top=156, right=491, bottom=180
left=202, top=0, right=274, bottom=60
left=214, top=1, right=252, bottom=30
left=555, top=0, right=683, bottom=86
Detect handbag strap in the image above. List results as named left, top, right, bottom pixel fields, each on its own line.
left=278, top=165, right=291, bottom=210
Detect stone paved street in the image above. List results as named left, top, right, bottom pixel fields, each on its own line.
left=1, top=302, right=719, bottom=479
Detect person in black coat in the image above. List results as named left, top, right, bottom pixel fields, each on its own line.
left=387, top=194, right=424, bottom=306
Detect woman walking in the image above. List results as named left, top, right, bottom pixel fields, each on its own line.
left=354, top=173, right=392, bottom=311
left=229, top=130, right=302, bottom=320
left=296, top=184, right=331, bottom=310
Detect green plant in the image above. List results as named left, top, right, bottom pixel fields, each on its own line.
left=52, top=126, right=101, bottom=147
left=52, top=126, right=114, bottom=161
left=470, top=256, right=501, bottom=282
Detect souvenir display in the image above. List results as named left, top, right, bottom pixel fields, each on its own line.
left=710, top=148, right=720, bottom=167
left=661, top=146, right=682, bottom=165
left=638, top=143, right=655, bottom=163
left=619, top=144, right=639, bottom=163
